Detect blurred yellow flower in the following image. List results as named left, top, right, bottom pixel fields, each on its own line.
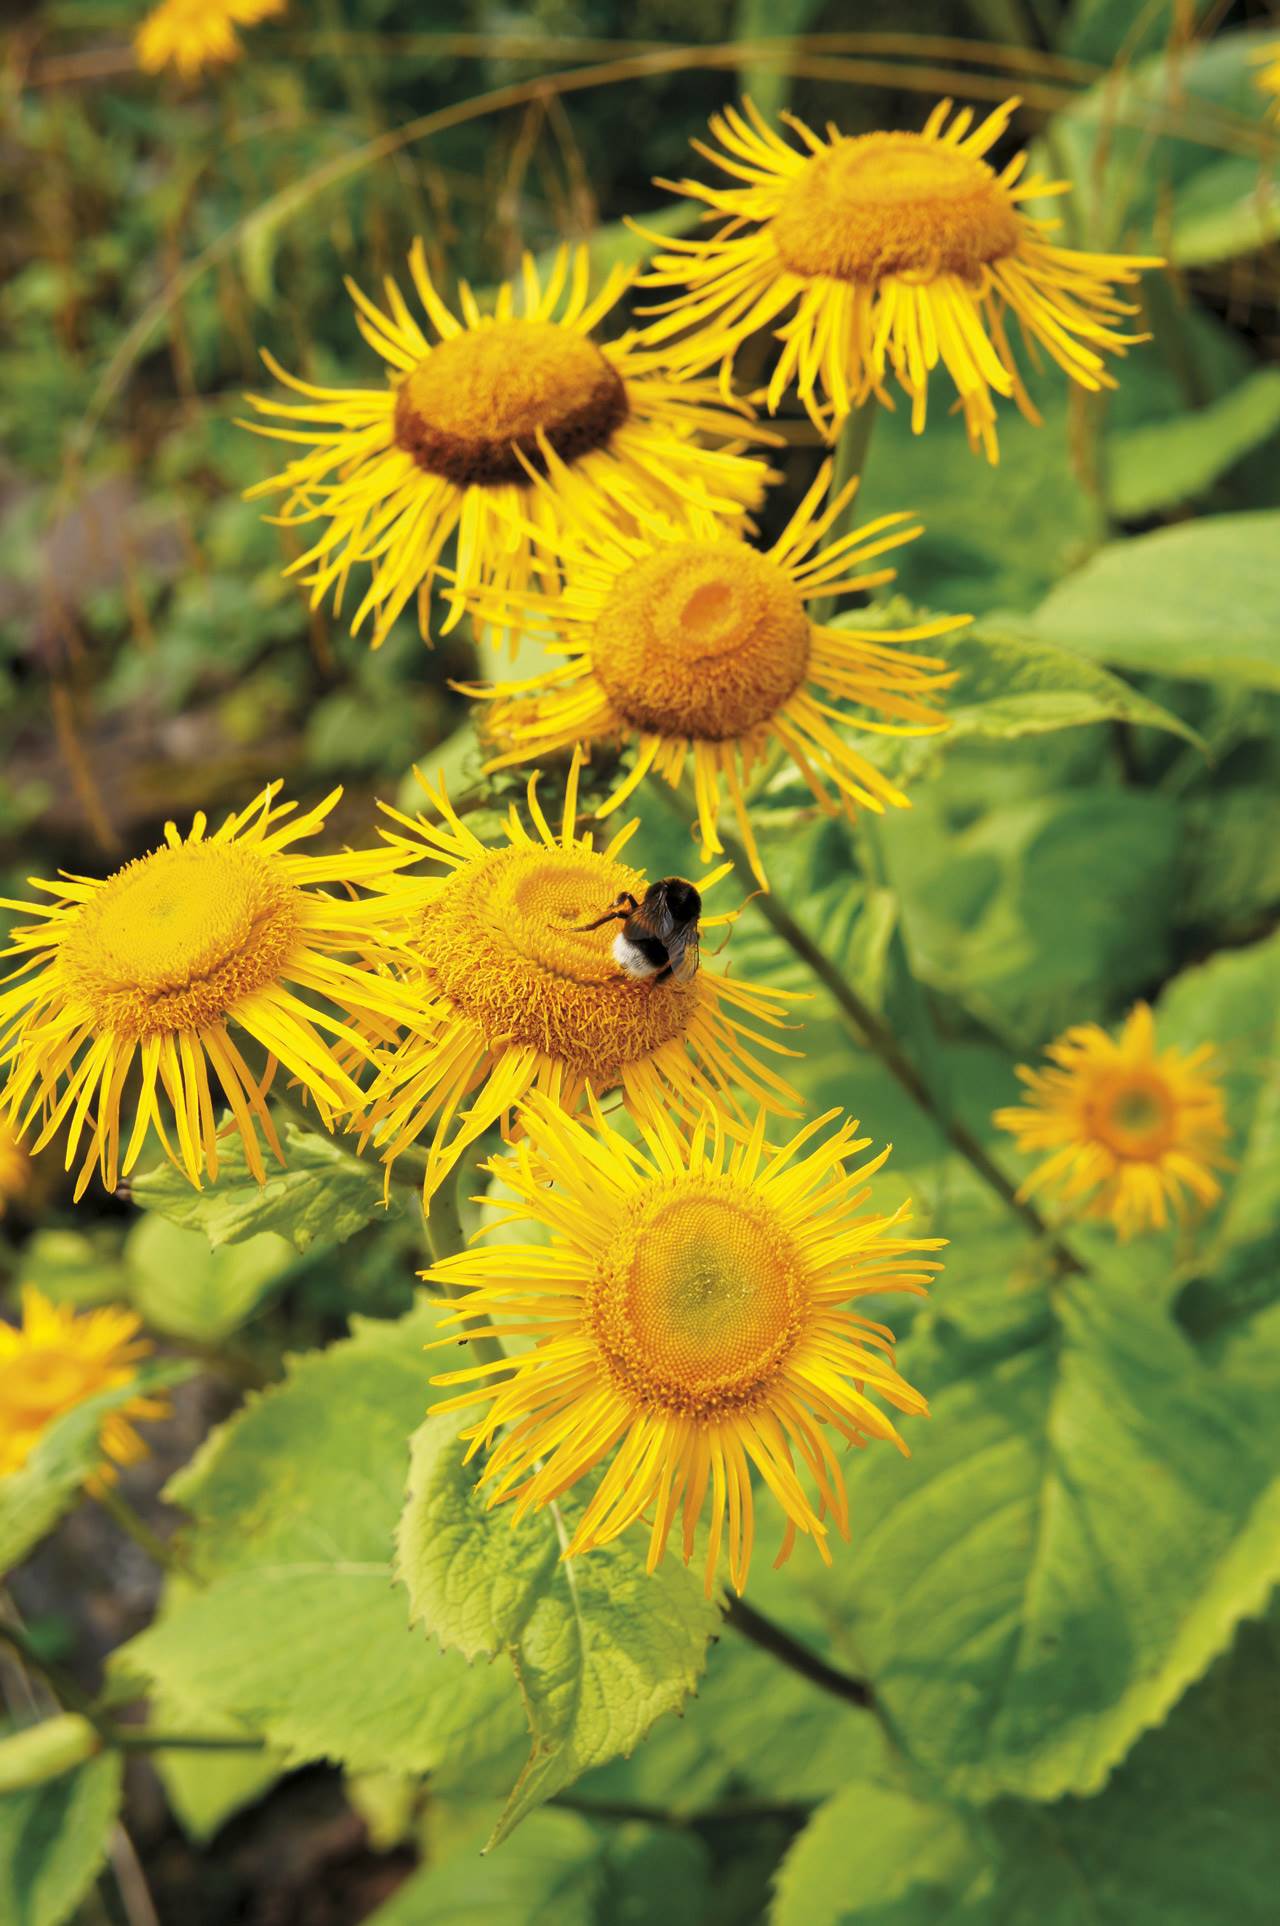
left=1256, top=44, right=1280, bottom=117
left=135, top=0, right=286, bottom=79
left=0, top=1287, right=169, bottom=1481
left=363, top=757, right=800, bottom=1204
left=244, top=243, right=775, bottom=652
left=0, top=787, right=416, bottom=1198
left=0, top=1123, right=32, bottom=1217
left=430, top=1093, right=938, bottom=1595
left=994, top=1003, right=1229, bottom=1239
left=639, top=96, right=1162, bottom=460
left=467, top=454, right=962, bottom=887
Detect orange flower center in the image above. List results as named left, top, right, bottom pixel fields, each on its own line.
left=394, top=321, right=629, bottom=486
left=772, top=131, right=1021, bottom=283
left=61, top=841, right=301, bottom=1039
left=1088, top=1071, right=1177, bottom=1161
left=592, top=541, right=811, bottom=740
left=588, top=1184, right=805, bottom=1417
left=413, top=845, right=698, bottom=1079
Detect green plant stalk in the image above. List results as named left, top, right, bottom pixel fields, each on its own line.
left=93, top=1482, right=190, bottom=1576
left=657, top=780, right=1083, bottom=1274
left=724, top=1595, right=874, bottom=1709
left=814, top=400, right=878, bottom=626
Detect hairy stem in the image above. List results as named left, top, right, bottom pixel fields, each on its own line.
left=724, top=1595, right=875, bottom=1711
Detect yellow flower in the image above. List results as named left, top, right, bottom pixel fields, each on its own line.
left=0, top=1124, right=32, bottom=1217
left=363, top=756, right=800, bottom=1204
left=1256, top=44, right=1280, bottom=118
left=243, top=243, right=775, bottom=652
left=135, top=0, right=286, bottom=79
left=466, top=454, right=963, bottom=887
left=429, top=1092, right=939, bottom=1595
left=994, top=1003, right=1229, bottom=1240
left=0, top=1287, right=169, bottom=1481
left=0, top=786, right=416, bottom=1199
left=638, top=96, right=1162, bottom=460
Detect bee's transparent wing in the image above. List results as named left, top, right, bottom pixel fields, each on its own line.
left=667, top=927, right=700, bottom=983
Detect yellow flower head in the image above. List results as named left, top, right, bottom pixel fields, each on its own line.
left=0, top=1287, right=169, bottom=1481
left=994, top=1003, right=1229, bottom=1240
left=1256, top=44, right=1280, bottom=118
left=363, top=755, right=801, bottom=1203
left=0, top=787, right=416, bottom=1198
left=430, top=1093, right=939, bottom=1595
left=135, top=0, right=286, bottom=79
left=243, top=243, right=775, bottom=652
left=639, top=96, right=1162, bottom=460
left=466, top=455, right=964, bottom=886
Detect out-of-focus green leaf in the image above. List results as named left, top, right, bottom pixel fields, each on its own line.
left=118, top=1306, right=527, bottom=1788
left=736, top=0, right=826, bottom=121
left=16, top=1231, right=130, bottom=1309
left=125, top=1216, right=295, bottom=1341
left=0, top=1748, right=121, bottom=1926
left=1106, top=369, right=1280, bottom=519
left=397, top=1415, right=720, bottom=1846
left=1030, top=513, right=1280, bottom=690
left=1160, top=932, right=1280, bottom=1338
left=149, top=1686, right=284, bottom=1846
left=367, top=1808, right=711, bottom=1926
left=773, top=1606, right=1280, bottom=1924
left=845, top=608, right=1201, bottom=783
left=800, top=1273, right=1280, bottom=1804
left=129, top=1121, right=397, bottom=1253
left=882, top=789, right=1181, bottom=1049
left=1058, top=0, right=1217, bottom=66
left=0, top=1363, right=190, bottom=1576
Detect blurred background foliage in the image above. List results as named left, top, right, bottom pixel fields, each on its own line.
left=2, top=0, right=1280, bottom=1921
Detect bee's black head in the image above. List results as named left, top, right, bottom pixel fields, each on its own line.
left=653, top=878, right=702, bottom=921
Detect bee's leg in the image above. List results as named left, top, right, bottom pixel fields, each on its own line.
left=574, top=893, right=638, bottom=933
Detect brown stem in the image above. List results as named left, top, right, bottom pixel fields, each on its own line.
left=724, top=1596, right=875, bottom=1710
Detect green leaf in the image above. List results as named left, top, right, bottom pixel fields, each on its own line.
left=17, top=1230, right=130, bottom=1308
left=129, top=1120, right=398, bottom=1253
left=117, top=1306, right=527, bottom=1788
left=367, top=1809, right=711, bottom=1926
left=1106, top=369, right=1280, bottom=519
left=0, top=1750, right=122, bottom=1926
left=1160, top=932, right=1280, bottom=1337
left=772, top=1606, right=1280, bottom=1924
left=0, top=1363, right=191, bottom=1575
left=1058, top=0, right=1217, bottom=66
left=804, top=1273, right=1280, bottom=1803
left=1030, top=514, right=1280, bottom=690
left=125, top=1216, right=295, bottom=1341
left=881, top=788, right=1181, bottom=1049
left=772, top=1776, right=983, bottom=1926
left=397, top=1414, right=722, bottom=1845
left=845, top=610, right=1201, bottom=783
left=149, top=1687, right=284, bottom=1845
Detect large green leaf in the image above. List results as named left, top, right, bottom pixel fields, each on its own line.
left=129, top=1120, right=398, bottom=1253
left=0, top=1362, right=191, bottom=1575
left=118, top=1306, right=527, bottom=1788
left=772, top=1607, right=1280, bottom=1924
left=1106, top=369, right=1280, bottom=519
left=124, top=1215, right=295, bottom=1341
left=881, top=787, right=1181, bottom=1049
left=795, top=1269, right=1280, bottom=1804
left=1158, top=932, right=1280, bottom=1337
left=397, top=1415, right=721, bottom=1845
left=367, top=1810, right=711, bottom=1926
left=1030, top=513, right=1280, bottom=690
left=847, top=610, right=1200, bottom=784
left=0, top=1751, right=122, bottom=1926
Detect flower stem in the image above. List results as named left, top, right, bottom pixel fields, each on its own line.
left=816, top=401, right=878, bottom=624
left=661, top=777, right=1084, bottom=1274
left=724, top=1595, right=874, bottom=1710
left=93, top=1482, right=190, bottom=1575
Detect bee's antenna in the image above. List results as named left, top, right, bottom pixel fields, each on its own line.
left=708, top=888, right=764, bottom=954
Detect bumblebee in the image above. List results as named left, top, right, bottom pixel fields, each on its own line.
left=577, top=878, right=702, bottom=985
